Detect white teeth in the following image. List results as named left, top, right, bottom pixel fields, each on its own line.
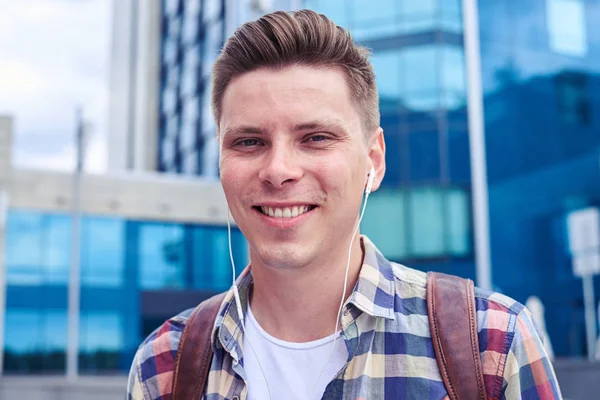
left=260, top=205, right=313, bottom=218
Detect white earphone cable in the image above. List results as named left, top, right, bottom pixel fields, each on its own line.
left=308, top=186, right=372, bottom=399
left=227, top=211, right=273, bottom=400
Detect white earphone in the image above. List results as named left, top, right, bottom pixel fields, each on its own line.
left=366, top=166, right=375, bottom=195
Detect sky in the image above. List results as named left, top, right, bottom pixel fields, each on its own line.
left=0, top=0, right=112, bottom=173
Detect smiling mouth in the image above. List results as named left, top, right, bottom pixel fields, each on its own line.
left=254, top=205, right=317, bottom=218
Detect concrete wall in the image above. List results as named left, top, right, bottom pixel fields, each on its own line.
left=6, top=168, right=230, bottom=225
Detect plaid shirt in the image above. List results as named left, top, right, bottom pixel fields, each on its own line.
left=127, top=236, right=562, bottom=400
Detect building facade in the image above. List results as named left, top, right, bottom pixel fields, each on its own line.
left=0, top=116, right=248, bottom=375
left=478, top=0, right=600, bottom=357
left=304, top=0, right=600, bottom=358
left=157, top=0, right=300, bottom=176
left=108, top=0, right=162, bottom=172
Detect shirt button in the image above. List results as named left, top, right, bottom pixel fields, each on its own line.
left=232, top=397, right=239, bottom=400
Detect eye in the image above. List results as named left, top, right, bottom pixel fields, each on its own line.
left=305, top=134, right=329, bottom=143
left=237, top=138, right=261, bottom=147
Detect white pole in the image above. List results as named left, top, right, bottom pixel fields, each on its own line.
left=462, top=0, right=492, bottom=290
left=0, top=188, right=8, bottom=376
left=582, top=275, right=597, bottom=361
left=66, top=108, right=85, bottom=381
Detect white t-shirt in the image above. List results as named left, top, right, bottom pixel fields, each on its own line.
left=244, top=306, right=348, bottom=400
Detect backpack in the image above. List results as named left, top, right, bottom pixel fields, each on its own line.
left=171, top=272, right=487, bottom=400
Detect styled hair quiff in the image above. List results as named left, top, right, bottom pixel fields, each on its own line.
left=211, top=9, right=380, bottom=134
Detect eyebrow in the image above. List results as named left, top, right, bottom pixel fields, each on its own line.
left=292, top=119, right=347, bottom=132
left=222, top=118, right=348, bottom=138
left=222, top=125, right=264, bottom=138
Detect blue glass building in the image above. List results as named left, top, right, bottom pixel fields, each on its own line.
left=2, top=208, right=247, bottom=375
left=479, top=0, right=600, bottom=357
left=303, top=0, right=600, bottom=358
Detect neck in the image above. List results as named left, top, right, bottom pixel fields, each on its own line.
left=248, top=235, right=364, bottom=343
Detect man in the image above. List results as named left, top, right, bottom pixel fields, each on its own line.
left=127, top=10, right=562, bottom=400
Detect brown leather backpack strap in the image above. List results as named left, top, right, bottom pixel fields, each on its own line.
left=172, top=292, right=227, bottom=400
left=426, top=272, right=487, bottom=400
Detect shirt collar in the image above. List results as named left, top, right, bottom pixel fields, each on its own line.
left=211, top=235, right=397, bottom=358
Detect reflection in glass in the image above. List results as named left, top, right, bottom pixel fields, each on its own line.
left=4, top=309, right=67, bottom=373
left=81, top=217, right=124, bottom=288
left=79, top=312, right=123, bottom=372
left=409, top=187, right=445, bottom=257
left=546, top=0, right=588, bottom=57
left=361, top=189, right=407, bottom=260
left=446, top=189, right=470, bottom=255
left=139, top=223, right=186, bottom=289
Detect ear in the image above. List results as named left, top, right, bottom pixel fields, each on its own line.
left=367, top=127, right=386, bottom=193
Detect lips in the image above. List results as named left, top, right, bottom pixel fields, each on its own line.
left=255, top=205, right=317, bottom=218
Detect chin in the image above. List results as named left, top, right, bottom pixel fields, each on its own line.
left=253, top=242, right=312, bottom=270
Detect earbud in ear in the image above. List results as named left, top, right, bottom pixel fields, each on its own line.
left=365, top=167, right=375, bottom=195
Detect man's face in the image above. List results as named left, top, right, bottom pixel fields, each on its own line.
left=219, top=65, right=384, bottom=270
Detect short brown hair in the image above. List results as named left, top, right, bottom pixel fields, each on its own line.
left=211, top=9, right=379, bottom=134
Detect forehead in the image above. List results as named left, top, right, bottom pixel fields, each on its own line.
left=219, top=65, right=361, bottom=133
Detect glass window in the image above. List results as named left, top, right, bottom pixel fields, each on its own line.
left=81, top=217, right=124, bottom=287
left=180, top=119, right=198, bottom=150
left=164, top=0, right=182, bottom=16
left=138, top=223, right=186, bottom=289
left=168, top=15, right=182, bottom=38
left=349, top=0, right=403, bottom=41
left=162, top=88, right=177, bottom=114
left=43, top=215, right=70, bottom=284
left=400, top=0, right=438, bottom=33
left=403, top=45, right=439, bottom=95
left=201, top=81, right=216, bottom=133
left=183, top=44, right=199, bottom=70
left=203, top=0, right=222, bottom=22
left=191, top=226, right=247, bottom=290
left=361, top=189, right=408, bottom=260
left=546, top=0, right=588, bottom=57
left=4, top=309, right=67, bottom=373
left=202, top=21, right=223, bottom=77
left=446, top=188, right=470, bottom=255
left=185, top=0, right=201, bottom=16
left=201, top=134, right=220, bottom=178
left=166, top=115, right=179, bottom=138
left=79, top=312, right=123, bottom=372
left=182, top=151, right=199, bottom=175
left=181, top=65, right=199, bottom=97
left=304, top=0, right=350, bottom=29
left=370, top=50, right=403, bottom=105
left=183, top=96, right=199, bottom=121
left=441, top=46, right=466, bottom=96
left=409, top=187, right=445, bottom=257
left=166, top=64, right=179, bottom=87
left=555, top=71, right=591, bottom=126
left=6, top=212, right=44, bottom=285
left=408, top=128, right=440, bottom=182
left=182, top=13, right=199, bottom=43
left=5, top=212, right=70, bottom=285
left=163, top=38, right=177, bottom=65
left=350, top=0, right=397, bottom=23
left=440, top=0, right=462, bottom=33
left=161, top=136, right=176, bottom=165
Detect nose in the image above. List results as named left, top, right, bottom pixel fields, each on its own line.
left=257, top=141, right=303, bottom=189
